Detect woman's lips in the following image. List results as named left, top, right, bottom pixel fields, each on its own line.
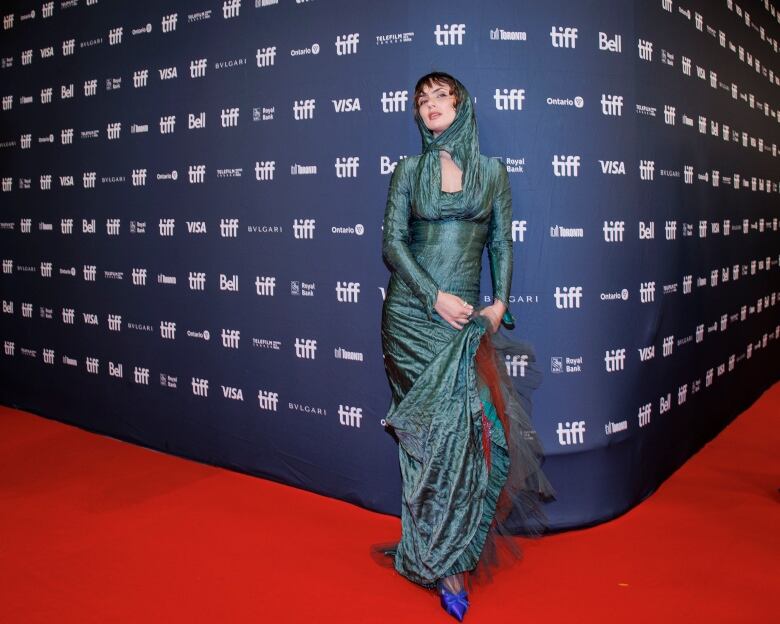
left=429, top=112, right=441, bottom=121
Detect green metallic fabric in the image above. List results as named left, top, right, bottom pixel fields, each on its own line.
left=380, top=83, right=522, bottom=587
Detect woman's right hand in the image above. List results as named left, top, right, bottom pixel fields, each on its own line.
left=435, top=291, right=474, bottom=330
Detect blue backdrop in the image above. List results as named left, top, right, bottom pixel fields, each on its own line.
left=1, top=0, right=778, bottom=531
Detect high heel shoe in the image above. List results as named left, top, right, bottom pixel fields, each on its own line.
left=437, top=581, right=470, bottom=621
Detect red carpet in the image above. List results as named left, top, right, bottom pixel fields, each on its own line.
left=1, top=384, right=778, bottom=623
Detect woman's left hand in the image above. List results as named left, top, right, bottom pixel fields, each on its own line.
left=478, top=301, right=506, bottom=334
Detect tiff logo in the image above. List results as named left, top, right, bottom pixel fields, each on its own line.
left=221, top=328, right=240, bottom=348
left=512, top=220, right=526, bottom=242
left=664, top=105, right=676, bottom=125
left=505, top=354, right=528, bottom=377
left=132, top=169, right=147, bottom=186
left=552, top=155, right=580, bottom=176
left=256, top=276, right=275, bottom=295
left=494, top=88, right=525, bottom=111
left=294, top=338, right=317, bottom=359
left=338, top=405, right=363, bottom=427
left=638, top=402, right=651, bottom=427
left=160, top=115, right=176, bottom=133
left=335, top=281, right=360, bottom=302
left=107, top=314, right=122, bottom=331
left=107, top=122, right=121, bottom=140
left=603, top=220, right=625, bottom=242
left=381, top=90, right=408, bottom=113
left=62, top=39, right=75, bottom=56
left=605, top=348, right=626, bottom=372
left=84, top=79, right=97, bottom=97
left=134, top=68, right=150, bottom=87
left=220, top=218, right=239, bottom=237
left=601, top=94, right=623, bottom=116
left=109, top=27, right=123, bottom=46
left=222, top=0, right=241, bottom=19
left=554, top=286, right=583, bottom=309
left=638, top=38, right=653, bottom=61
left=293, top=218, right=315, bottom=239
left=639, top=281, right=656, bottom=303
left=191, top=377, right=209, bottom=397
left=335, top=157, right=359, bottom=178
left=258, top=390, right=278, bottom=411
left=83, top=265, right=97, bottom=281
left=550, top=26, right=578, bottom=48
left=557, top=421, right=585, bottom=445
left=639, top=160, right=655, bottom=181
left=293, top=99, right=315, bottom=120
left=190, top=58, right=207, bottom=78
left=132, top=268, right=147, bottom=285
left=162, top=13, right=178, bottom=32
left=189, top=272, right=206, bottom=290
left=86, top=357, right=99, bottom=374
left=159, top=218, right=175, bottom=236
left=160, top=321, right=177, bottom=339
left=106, top=218, right=120, bottom=235
left=41, top=87, right=53, bottom=104
left=134, top=366, right=150, bottom=384
left=434, top=23, right=466, bottom=46
left=255, top=160, right=275, bottom=180
left=257, top=46, right=276, bottom=67
left=335, top=33, right=359, bottom=55
left=221, top=107, right=239, bottom=126
left=189, top=165, right=206, bottom=183
left=662, top=335, right=674, bottom=357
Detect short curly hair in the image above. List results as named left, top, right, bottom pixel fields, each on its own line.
left=412, top=72, right=461, bottom=115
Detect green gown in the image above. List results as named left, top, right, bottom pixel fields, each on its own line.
left=380, top=80, right=556, bottom=589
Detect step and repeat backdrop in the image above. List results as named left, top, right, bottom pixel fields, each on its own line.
left=1, top=0, right=778, bottom=531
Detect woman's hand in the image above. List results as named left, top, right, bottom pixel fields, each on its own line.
left=435, top=291, right=474, bottom=330
left=478, top=299, right=507, bottom=334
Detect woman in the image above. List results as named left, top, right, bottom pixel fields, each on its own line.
left=379, top=72, right=556, bottom=621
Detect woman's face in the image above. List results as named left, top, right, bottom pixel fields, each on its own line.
left=415, top=81, right=457, bottom=137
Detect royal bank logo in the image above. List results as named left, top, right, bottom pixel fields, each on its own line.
left=294, top=338, right=317, bottom=359
left=552, top=155, right=580, bottom=176
left=381, top=91, right=408, bottom=113
left=335, top=33, right=359, bottom=55
left=550, top=26, right=578, bottom=48
left=258, top=390, right=279, bottom=411
left=338, top=405, right=363, bottom=427
left=554, top=286, right=583, bottom=309
left=494, top=88, right=525, bottom=111
left=556, top=421, right=585, bottom=445
left=290, top=280, right=315, bottom=296
left=434, top=24, right=465, bottom=46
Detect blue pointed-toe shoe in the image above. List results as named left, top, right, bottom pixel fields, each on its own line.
left=437, top=581, right=470, bottom=621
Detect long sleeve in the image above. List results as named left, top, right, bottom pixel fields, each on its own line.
left=487, top=161, right=516, bottom=327
left=382, top=159, right=440, bottom=319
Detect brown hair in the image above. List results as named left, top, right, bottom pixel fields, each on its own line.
left=412, top=72, right=461, bottom=116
